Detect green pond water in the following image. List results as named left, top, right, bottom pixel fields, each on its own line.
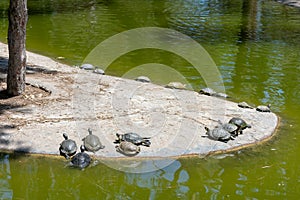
left=1, top=0, right=300, bottom=199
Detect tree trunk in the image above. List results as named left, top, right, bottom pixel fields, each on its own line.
left=7, top=0, right=28, bottom=96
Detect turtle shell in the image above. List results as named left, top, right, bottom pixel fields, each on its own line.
left=199, top=87, right=216, bottom=96
left=205, top=127, right=233, bottom=142
left=82, top=129, right=105, bottom=152
left=238, top=102, right=253, bottom=109
left=80, top=63, right=95, bottom=70
left=116, top=141, right=140, bottom=156
left=229, top=117, right=251, bottom=129
left=221, top=123, right=239, bottom=136
left=135, top=76, right=151, bottom=83
left=165, top=82, right=186, bottom=89
left=117, top=132, right=151, bottom=146
left=212, top=92, right=228, bottom=98
left=59, top=133, right=77, bottom=159
left=70, top=145, right=91, bottom=169
left=256, top=105, right=271, bottom=112
left=93, top=69, right=105, bottom=75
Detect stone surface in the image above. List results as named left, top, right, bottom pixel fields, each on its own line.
left=0, top=42, right=279, bottom=158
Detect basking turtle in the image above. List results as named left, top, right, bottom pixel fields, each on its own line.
left=238, top=102, right=254, bottom=109
left=204, top=127, right=234, bottom=143
left=212, top=92, right=229, bottom=98
left=93, top=69, right=105, bottom=75
left=70, top=145, right=91, bottom=169
left=228, top=117, right=251, bottom=135
left=116, top=141, right=140, bottom=156
left=256, top=104, right=271, bottom=112
left=59, top=133, right=77, bottom=159
left=82, top=128, right=105, bottom=152
left=217, top=120, right=239, bottom=137
left=199, top=87, right=216, bottom=96
left=115, top=132, right=151, bottom=147
left=165, top=82, right=186, bottom=90
left=135, top=76, right=151, bottom=83
left=80, top=63, right=95, bottom=70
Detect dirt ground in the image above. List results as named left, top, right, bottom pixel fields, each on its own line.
left=0, top=76, right=51, bottom=127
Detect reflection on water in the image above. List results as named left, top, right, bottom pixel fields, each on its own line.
left=0, top=155, right=12, bottom=200
left=1, top=150, right=298, bottom=199
left=0, top=0, right=300, bottom=199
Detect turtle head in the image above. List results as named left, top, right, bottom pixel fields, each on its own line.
left=63, top=133, right=68, bottom=140
left=80, top=145, right=86, bottom=152
left=88, top=128, right=93, bottom=135
left=143, top=140, right=151, bottom=147
left=116, top=133, right=121, bottom=138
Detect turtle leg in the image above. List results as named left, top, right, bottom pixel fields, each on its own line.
left=114, top=139, right=121, bottom=144
left=142, top=140, right=151, bottom=147
left=236, top=128, right=242, bottom=136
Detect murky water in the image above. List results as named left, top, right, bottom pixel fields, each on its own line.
left=1, top=0, right=300, bottom=199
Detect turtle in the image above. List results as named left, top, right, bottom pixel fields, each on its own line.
left=93, top=69, right=105, bottom=75
left=70, top=145, right=91, bottom=169
left=115, top=141, right=140, bottom=156
left=212, top=92, right=229, bottom=98
left=165, top=82, right=186, bottom=90
left=238, top=102, right=254, bottom=109
left=217, top=120, right=239, bottom=137
left=80, top=63, right=95, bottom=70
left=59, top=133, right=77, bottom=159
left=228, top=117, right=251, bottom=135
left=82, top=128, right=105, bottom=153
left=115, top=132, right=151, bottom=147
left=256, top=104, right=271, bottom=112
left=199, top=87, right=216, bottom=96
left=204, top=127, right=234, bottom=143
left=135, top=76, right=151, bottom=83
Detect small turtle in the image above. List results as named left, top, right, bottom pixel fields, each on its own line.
left=165, top=82, right=186, bottom=90
left=238, top=102, right=254, bottom=109
left=228, top=117, right=251, bottom=135
left=199, top=87, right=216, bottom=96
left=217, top=120, right=239, bottom=137
left=82, top=128, right=105, bottom=153
left=256, top=104, right=271, bottom=112
left=212, top=92, right=229, bottom=98
left=115, top=132, right=151, bottom=147
left=80, top=63, right=95, bottom=70
left=59, top=133, right=77, bottom=159
left=70, top=145, right=91, bottom=169
left=204, top=127, right=234, bottom=143
left=93, top=69, right=105, bottom=75
left=116, top=141, right=140, bottom=156
left=135, top=76, right=151, bottom=83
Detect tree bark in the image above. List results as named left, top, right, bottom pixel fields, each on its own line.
left=7, top=0, right=28, bottom=96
